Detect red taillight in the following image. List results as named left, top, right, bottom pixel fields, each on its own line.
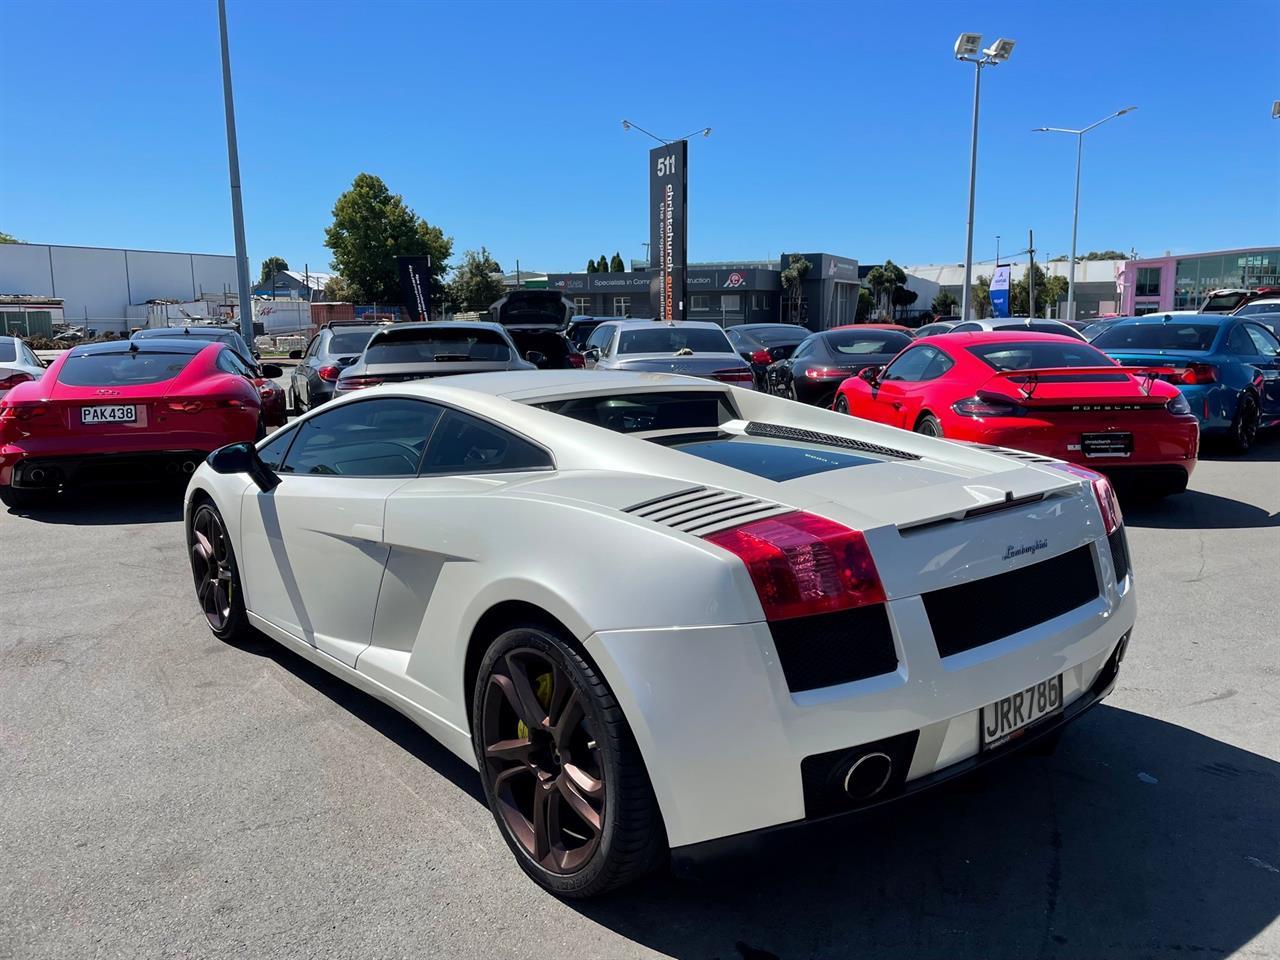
left=0, top=402, right=50, bottom=441
left=165, top=399, right=204, bottom=414
left=750, top=349, right=772, bottom=364
left=803, top=366, right=849, bottom=380
left=713, top=368, right=755, bottom=384
left=567, top=352, right=585, bottom=369
left=1052, top=463, right=1123, bottom=535
left=317, top=365, right=342, bottom=382
left=704, top=512, right=886, bottom=621
left=337, top=375, right=384, bottom=391
left=0, top=372, right=34, bottom=391
left=1180, top=362, right=1217, bottom=385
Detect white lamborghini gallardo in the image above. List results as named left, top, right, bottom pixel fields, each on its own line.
left=184, top=370, right=1135, bottom=897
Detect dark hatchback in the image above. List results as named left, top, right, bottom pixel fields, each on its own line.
left=289, top=322, right=386, bottom=413
left=488, top=290, right=583, bottom=369
left=769, top=328, right=914, bottom=406
left=725, top=323, right=809, bottom=390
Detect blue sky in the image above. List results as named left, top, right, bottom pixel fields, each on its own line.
left=2, top=0, right=1277, bottom=277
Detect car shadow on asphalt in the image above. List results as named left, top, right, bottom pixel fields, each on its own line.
left=3, top=484, right=186, bottom=524
left=1199, top=430, right=1280, bottom=463
left=570, top=706, right=1279, bottom=960
left=1123, top=488, right=1279, bottom=529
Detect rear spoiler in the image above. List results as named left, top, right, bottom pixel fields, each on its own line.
left=993, top=366, right=1178, bottom=398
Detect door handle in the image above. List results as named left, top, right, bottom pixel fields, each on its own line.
left=892, top=401, right=904, bottom=410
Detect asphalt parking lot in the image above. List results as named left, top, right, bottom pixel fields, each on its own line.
left=1, top=438, right=1277, bottom=960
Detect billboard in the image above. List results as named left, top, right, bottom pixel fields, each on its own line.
left=648, top=140, right=688, bottom=322
left=990, top=265, right=1011, bottom=318
left=396, top=255, right=431, bottom=322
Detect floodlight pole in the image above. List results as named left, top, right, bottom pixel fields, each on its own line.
left=959, top=59, right=984, bottom=323
left=218, top=0, right=254, bottom=345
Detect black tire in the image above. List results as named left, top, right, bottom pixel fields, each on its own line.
left=0, top=486, right=50, bottom=510
left=834, top=395, right=850, bottom=414
left=189, top=501, right=250, bottom=643
left=786, top=381, right=799, bottom=402
left=255, top=416, right=267, bottom=441
left=1225, top=392, right=1258, bottom=455
left=915, top=413, right=944, bottom=437
left=471, top=624, right=666, bottom=898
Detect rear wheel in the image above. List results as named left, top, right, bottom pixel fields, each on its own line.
left=915, top=413, right=943, bottom=437
left=189, top=502, right=250, bottom=642
left=472, top=625, right=666, bottom=897
left=1225, top=392, right=1258, bottom=454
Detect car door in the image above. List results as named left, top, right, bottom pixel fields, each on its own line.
left=1243, top=322, right=1280, bottom=419
left=870, top=345, right=939, bottom=428
left=777, top=336, right=815, bottom=395
left=294, top=334, right=320, bottom=404
left=237, top=396, right=445, bottom=666
left=582, top=325, right=611, bottom=369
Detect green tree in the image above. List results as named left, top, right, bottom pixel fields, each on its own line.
left=609, top=251, right=626, bottom=273
left=865, top=260, right=907, bottom=318
left=324, top=173, right=452, bottom=306
left=321, top=275, right=355, bottom=302
left=447, top=247, right=506, bottom=312
left=1010, top=264, right=1069, bottom=316
left=596, top=255, right=610, bottom=274
left=972, top=275, right=991, bottom=319
left=891, top=286, right=918, bottom=316
left=257, top=256, right=289, bottom=286
left=1083, top=250, right=1128, bottom=261
left=780, top=253, right=812, bottom=324
left=931, top=290, right=958, bottom=315
left=856, top=287, right=874, bottom=321
left=0, top=231, right=17, bottom=244
left=586, top=259, right=598, bottom=273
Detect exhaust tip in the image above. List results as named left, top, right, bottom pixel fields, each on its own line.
left=29, top=468, right=46, bottom=482
left=165, top=462, right=180, bottom=474
left=181, top=460, right=196, bottom=474
left=843, top=751, right=893, bottom=801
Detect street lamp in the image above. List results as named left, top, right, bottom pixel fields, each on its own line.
left=954, top=33, right=1015, bottom=323
left=1033, top=106, right=1136, bottom=321
left=621, top=120, right=712, bottom=145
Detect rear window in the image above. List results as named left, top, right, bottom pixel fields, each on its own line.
left=992, top=322, right=1082, bottom=339
left=58, top=350, right=196, bottom=386
left=1091, top=323, right=1220, bottom=352
left=967, top=341, right=1114, bottom=371
left=328, top=331, right=377, bottom=354
left=618, top=327, right=734, bottom=354
left=1235, top=301, right=1280, bottom=316
left=824, top=330, right=911, bottom=355
left=0, top=341, right=15, bottom=363
left=364, top=328, right=511, bottom=364
left=665, top=437, right=878, bottom=481
left=748, top=326, right=806, bottom=345
left=534, top=390, right=737, bottom=433
left=1201, top=293, right=1247, bottom=312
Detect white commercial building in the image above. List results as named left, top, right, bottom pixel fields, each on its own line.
left=904, top=259, right=1126, bottom=320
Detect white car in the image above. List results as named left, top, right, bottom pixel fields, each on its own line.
left=582, top=319, right=756, bottom=388
left=0, top=336, right=45, bottom=399
left=184, top=371, right=1136, bottom=896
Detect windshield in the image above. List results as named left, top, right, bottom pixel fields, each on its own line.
left=825, top=330, right=912, bottom=355
left=617, top=327, right=734, bottom=354
left=329, top=331, right=377, bottom=354
left=967, top=341, right=1115, bottom=371
left=1092, top=323, right=1221, bottom=352
left=1201, top=293, right=1247, bottom=312
left=364, top=328, right=511, bottom=364
left=534, top=390, right=736, bottom=433
left=59, top=350, right=196, bottom=386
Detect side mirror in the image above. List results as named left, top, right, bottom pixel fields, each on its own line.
left=524, top=350, right=547, bottom=366
left=288, top=349, right=303, bottom=360
left=207, top=441, right=280, bottom=492
left=859, top=365, right=883, bottom=384
left=584, top=347, right=601, bottom=361
left=259, top=363, right=284, bottom=379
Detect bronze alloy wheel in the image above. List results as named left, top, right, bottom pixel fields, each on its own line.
left=480, top=647, right=606, bottom=874
left=191, top=505, right=235, bottom=631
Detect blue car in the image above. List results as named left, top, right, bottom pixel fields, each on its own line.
left=1092, top=314, right=1280, bottom=453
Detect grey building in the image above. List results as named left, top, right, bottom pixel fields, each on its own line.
left=253, top=269, right=335, bottom=301
left=545, top=253, right=860, bottom=331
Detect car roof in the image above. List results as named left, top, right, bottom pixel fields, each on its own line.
left=71, top=338, right=213, bottom=355
left=915, top=331, right=1095, bottom=347
left=1107, top=314, right=1228, bottom=327
left=368, top=369, right=732, bottom=401
left=368, top=320, right=507, bottom=336
left=132, top=326, right=237, bottom=337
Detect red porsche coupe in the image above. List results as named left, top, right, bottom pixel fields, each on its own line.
left=832, top=332, right=1200, bottom=495
left=0, top=338, right=283, bottom=507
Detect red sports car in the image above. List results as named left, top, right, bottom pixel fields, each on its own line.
left=833, top=332, right=1200, bottom=495
left=0, top=338, right=284, bottom=507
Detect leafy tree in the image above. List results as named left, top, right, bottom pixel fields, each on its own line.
left=324, top=172, right=452, bottom=306
left=321, top=275, right=355, bottom=302
left=1084, top=250, right=1128, bottom=261
left=931, top=290, right=958, bottom=315
left=447, top=247, right=505, bottom=312
left=780, top=253, right=812, bottom=324
left=257, top=256, right=289, bottom=285
left=1010, top=264, right=1068, bottom=316
left=865, top=260, right=907, bottom=318
left=609, top=251, right=626, bottom=273
left=586, top=259, right=598, bottom=273
left=856, top=287, right=874, bottom=321
left=0, top=230, right=17, bottom=244
left=972, top=275, right=991, bottom=319
left=891, top=287, right=918, bottom=316
left=596, top=255, right=609, bottom=274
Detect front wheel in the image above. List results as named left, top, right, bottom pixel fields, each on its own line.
left=189, top=502, right=250, bottom=642
left=472, top=625, right=666, bottom=897
left=1225, top=392, right=1258, bottom=454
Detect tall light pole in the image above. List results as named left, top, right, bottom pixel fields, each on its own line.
left=954, top=34, right=1015, bottom=322
left=218, top=0, right=254, bottom=344
left=1034, top=106, right=1136, bottom=322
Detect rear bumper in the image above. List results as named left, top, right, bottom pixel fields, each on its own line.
left=946, top=415, right=1199, bottom=473
left=585, top=539, right=1136, bottom=849
left=1, top=448, right=211, bottom=488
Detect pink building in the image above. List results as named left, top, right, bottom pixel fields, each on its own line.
left=1119, top=246, right=1279, bottom=315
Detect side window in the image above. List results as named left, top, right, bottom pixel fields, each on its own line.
left=1244, top=324, right=1279, bottom=358
left=257, top=425, right=297, bottom=470
left=21, top=342, right=41, bottom=367
left=304, top=335, right=320, bottom=359
left=791, top=337, right=815, bottom=360
left=280, top=398, right=444, bottom=477
left=216, top=350, right=255, bottom=378
left=1227, top=325, right=1259, bottom=356
left=950, top=322, right=979, bottom=333
left=586, top=326, right=610, bottom=353
left=421, top=409, right=552, bottom=475
left=881, top=346, right=936, bottom=382
left=920, top=348, right=955, bottom=380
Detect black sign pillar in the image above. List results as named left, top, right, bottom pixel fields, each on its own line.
left=648, top=140, right=688, bottom=322
left=396, top=255, right=431, bottom=322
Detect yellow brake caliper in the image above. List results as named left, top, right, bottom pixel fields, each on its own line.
left=516, top=672, right=554, bottom=740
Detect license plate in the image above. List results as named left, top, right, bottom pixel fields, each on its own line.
left=981, top=674, right=1063, bottom=750
left=81, top=405, right=137, bottom=424
left=1082, top=432, right=1132, bottom=458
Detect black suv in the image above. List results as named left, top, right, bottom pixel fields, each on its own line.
left=289, top=321, right=387, bottom=412
left=488, top=290, right=583, bottom=369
